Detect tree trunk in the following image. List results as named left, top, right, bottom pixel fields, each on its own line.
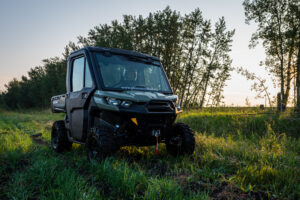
left=180, top=64, right=191, bottom=107
left=296, top=42, right=300, bottom=113
left=199, top=70, right=210, bottom=109
left=279, top=59, right=285, bottom=111
left=179, top=40, right=195, bottom=107
left=282, top=42, right=295, bottom=110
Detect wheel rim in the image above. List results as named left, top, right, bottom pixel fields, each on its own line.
left=167, top=134, right=183, bottom=155
left=169, top=135, right=183, bottom=147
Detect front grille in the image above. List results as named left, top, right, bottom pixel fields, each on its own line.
left=144, top=115, right=166, bottom=124
left=147, top=101, right=174, bottom=112
left=138, top=115, right=169, bottom=130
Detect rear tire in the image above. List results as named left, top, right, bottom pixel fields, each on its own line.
left=166, top=123, right=195, bottom=156
left=51, top=120, right=72, bottom=152
left=86, top=127, right=118, bottom=162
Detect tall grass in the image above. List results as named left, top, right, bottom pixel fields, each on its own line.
left=179, top=110, right=300, bottom=137
left=0, top=109, right=299, bottom=199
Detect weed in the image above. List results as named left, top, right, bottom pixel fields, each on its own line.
left=0, top=109, right=299, bottom=199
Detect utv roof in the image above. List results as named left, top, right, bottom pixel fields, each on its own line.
left=70, top=46, right=160, bottom=61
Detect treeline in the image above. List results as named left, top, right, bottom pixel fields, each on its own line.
left=1, top=58, right=67, bottom=108
left=0, top=7, right=234, bottom=109
left=243, top=0, right=300, bottom=111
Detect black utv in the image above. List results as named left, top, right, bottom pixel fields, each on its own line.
left=51, top=47, right=195, bottom=161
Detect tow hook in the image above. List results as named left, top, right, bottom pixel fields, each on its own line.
left=152, top=130, right=160, bottom=154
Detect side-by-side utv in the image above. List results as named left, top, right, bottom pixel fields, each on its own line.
left=51, top=47, right=195, bottom=161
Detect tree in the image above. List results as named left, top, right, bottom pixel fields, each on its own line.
left=243, top=0, right=300, bottom=111
left=292, top=1, right=300, bottom=111
left=198, top=17, right=234, bottom=108
left=1, top=42, right=77, bottom=109
left=2, top=7, right=234, bottom=109
left=237, top=67, right=273, bottom=108
left=78, top=7, right=234, bottom=108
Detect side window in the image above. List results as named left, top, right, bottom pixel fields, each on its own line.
left=85, top=59, right=93, bottom=88
left=72, top=57, right=84, bottom=92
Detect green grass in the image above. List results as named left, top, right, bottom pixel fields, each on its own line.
left=0, top=109, right=299, bottom=199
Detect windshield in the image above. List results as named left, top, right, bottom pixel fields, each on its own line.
left=94, top=52, right=172, bottom=93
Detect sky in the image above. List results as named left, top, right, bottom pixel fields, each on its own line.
left=0, top=0, right=278, bottom=106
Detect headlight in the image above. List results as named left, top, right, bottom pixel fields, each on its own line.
left=106, top=97, right=121, bottom=106
left=174, top=100, right=180, bottom=111
left=176, top=103, right=181, bottom=111
left=106, top=97, right=132, bottom=108
left=121, top=100, right=132, bottom=108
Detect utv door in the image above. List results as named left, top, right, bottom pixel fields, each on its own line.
left=66, top=55, right=94, bottom=142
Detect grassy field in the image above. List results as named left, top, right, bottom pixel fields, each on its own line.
left=0, top=109, right=299, bottom=199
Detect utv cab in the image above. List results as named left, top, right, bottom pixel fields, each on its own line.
left=51, top=47, right=195, bottom=161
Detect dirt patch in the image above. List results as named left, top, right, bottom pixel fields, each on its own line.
left=31, top=133, right=49, bottom=146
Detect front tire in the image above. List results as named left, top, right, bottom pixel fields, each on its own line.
left=86, top=127, right=118, bottom=162
left=51, top=120, right=72, bottom=152
left=166, top=123, right=195, bottom=156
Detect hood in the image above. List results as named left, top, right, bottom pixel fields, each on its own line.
left=94, top=90, right=177, bottom=102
